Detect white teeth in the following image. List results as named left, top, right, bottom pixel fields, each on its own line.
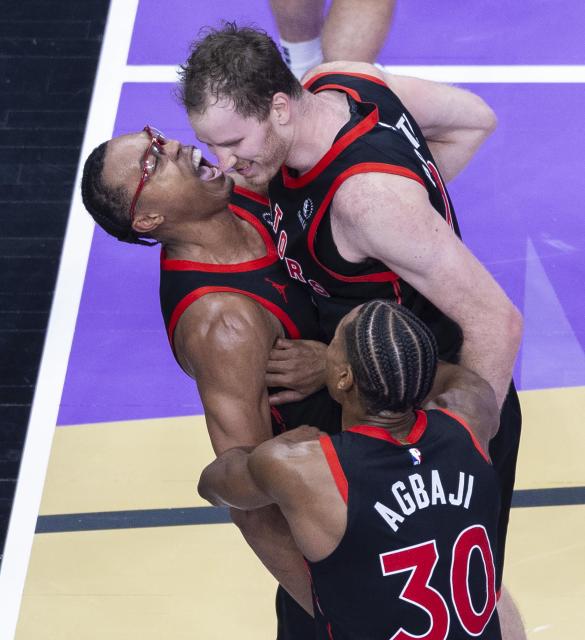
left=192, top=147, right=202, bottom=171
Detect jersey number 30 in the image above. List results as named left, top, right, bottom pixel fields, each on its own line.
left=379, top=524, right=496, bottom=639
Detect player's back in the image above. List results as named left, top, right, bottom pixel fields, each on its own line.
left=309, top=409, right=501, bottom=639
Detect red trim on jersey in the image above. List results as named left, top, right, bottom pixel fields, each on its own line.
left=327, top=622, right=335, bottom=639
left=281, top=104, right=380, bottom=189
left=233, top=184, right=270, bottom=206
left=160, top=204, right=277, bottom=273
left=438, top=408, right=490, bottom=463
left=312, top=83, right=361, bottom=102
left=270, top=406, right=288, bottom=433
left=303, top=71, right=387, bottom=91
left=305, top=162, right=424, bottom=284
left=167, top=286, right=301, bottom=345
left=319, top=435, right=348, bottom=504
left=427, top=161, right=453, bottom=229
left=347, top=410, right=428, bottom=445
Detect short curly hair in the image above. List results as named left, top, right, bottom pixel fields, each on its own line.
left=344, top=300, right=438, bottom=413
left=179, top=22, right=302, bottom=120
left=81, top=141, right=156, bottom=246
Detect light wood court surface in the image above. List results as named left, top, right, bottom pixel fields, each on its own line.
left=15, top=387, right=585, bottom=639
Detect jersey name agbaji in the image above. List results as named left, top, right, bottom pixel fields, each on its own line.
left=159, top=185, right=340, bottom=436
left=310, top=409, right=501, bottom=639
left=267, top=72, right=463, bottom=357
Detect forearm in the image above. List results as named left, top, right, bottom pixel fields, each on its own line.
left=231, top=505, right=314, bottom=615
left=458, top=302, right=523, bottom=410
left=198, top=448, right=273, bottom=510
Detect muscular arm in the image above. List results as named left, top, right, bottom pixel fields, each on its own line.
left=425, top=362, right=500, bottom=455
left=304, top=61, right=497, bottom=182
left=174, top=293, right=278, bottom=456
left=332, top=174, right=523, bottom=408
left=200, top=427, right=344, bottom=561
left=174, top=294, right=313, bottom=612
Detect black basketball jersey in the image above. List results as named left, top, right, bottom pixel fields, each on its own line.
left=308, top=409, right=501, bottom=640
left=159, top=185, right=340, bottom=436
left=267, top=72, right=463, bottom=357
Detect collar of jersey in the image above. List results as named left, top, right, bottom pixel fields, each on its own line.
left=281, top=100, right=379, bottom=190
left=160, top=203, right=277, bottom=273
left=346, top=410, right=428, bottom=445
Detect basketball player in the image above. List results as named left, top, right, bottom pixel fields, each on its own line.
left=181, top=22, right=521, bottom=596
left=81, top=128, right=341, bottom=637
left=269, top=0, right=396, bottom=79
left=199, top=300, right=504, bottom=639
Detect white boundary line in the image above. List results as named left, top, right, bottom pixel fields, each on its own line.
left=0, top=1, right=140, bottom=638
left=124, top=64, right=585, bottom=84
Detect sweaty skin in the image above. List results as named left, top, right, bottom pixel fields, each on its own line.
left=101, top=130, right=318, bottom=613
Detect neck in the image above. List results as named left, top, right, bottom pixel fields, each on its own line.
left=286, top=90, right=350, bottom=174
left=342, top=404, right=419, bottom=443
left=162, top=205, right=265, bottom=264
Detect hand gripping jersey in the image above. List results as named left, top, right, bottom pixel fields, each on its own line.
left=159, top=185, right=341, bottom=437
left=309, top=409, right=501, bottom=640
left=267, top=72, right=463, bottom=357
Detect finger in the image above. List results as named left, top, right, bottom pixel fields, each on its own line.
left=267, top=348, right=298, bottom=362
left=274, top=338, right=295, bottom=349
left=268, top=390, right=307, bottom=405
left=265, top=372, right=294, bottom=386
left=265, top=363, right=293, bottom=377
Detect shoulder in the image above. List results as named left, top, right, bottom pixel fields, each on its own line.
left=302, top=61, right=386, bottom=86
left=426, top=363, right=499, bottom=456
left=249, top=428, right=324, bottom=501
left=333, top=168, right=431, bottom=231
left=173, top=292, right=281, bottom=377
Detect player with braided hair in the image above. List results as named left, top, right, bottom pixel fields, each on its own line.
left=199, top=300, right=503, bottom=639
left=344, top=300, right=438, bottom=413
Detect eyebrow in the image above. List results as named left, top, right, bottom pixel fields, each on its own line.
left=199, top=136, right=242, bottom=147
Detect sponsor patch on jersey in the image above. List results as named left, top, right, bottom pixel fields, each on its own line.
left=408, top=447, right=422, bottom=466
left=297, top=198, right=314, bottom=230
left=262, top=210, right=274, bottom=226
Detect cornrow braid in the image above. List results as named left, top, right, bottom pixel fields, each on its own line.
left=344, top=300, right=438, bottom=414
left=80, top=142, right=157, bottom=247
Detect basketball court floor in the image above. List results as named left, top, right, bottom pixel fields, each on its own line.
left=1, top=1, right=584, bottom=638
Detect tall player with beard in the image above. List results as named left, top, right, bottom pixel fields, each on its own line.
left=181, top=24, right=523, bottom=637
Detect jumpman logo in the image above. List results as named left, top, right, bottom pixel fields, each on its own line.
left=265, top=278, right=288, bottom=303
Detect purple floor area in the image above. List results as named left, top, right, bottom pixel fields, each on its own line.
left=129, top=0, right=585, bottom=66
left=57, top=2, right=585, bottom=425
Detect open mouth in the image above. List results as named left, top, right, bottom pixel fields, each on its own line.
left=191, top=147, right=222, bottom=182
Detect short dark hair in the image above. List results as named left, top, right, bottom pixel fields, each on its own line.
left=344, top=300, right=438, bottom=413
left=81, top=142, right=156, bottom=246
left=179, top=22, right=302, bottom=120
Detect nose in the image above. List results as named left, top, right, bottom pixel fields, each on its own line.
left=214, top=148, right=237, bottom=172
left=164, top=138, right=181, bottom=158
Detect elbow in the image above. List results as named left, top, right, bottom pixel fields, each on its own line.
left=482, top=104, right=498, bottom=137
left=474, top=95, right=497, bottom=138
left=502, top=303, right=523, bottom=361
left=197, top=471, right=217, bottom=506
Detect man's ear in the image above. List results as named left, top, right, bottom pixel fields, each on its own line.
left=337, top=364, right=355, bottom=393
left=271, top=92, right=292, bottom=126
left=132, top=211, right=164, bottom=235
